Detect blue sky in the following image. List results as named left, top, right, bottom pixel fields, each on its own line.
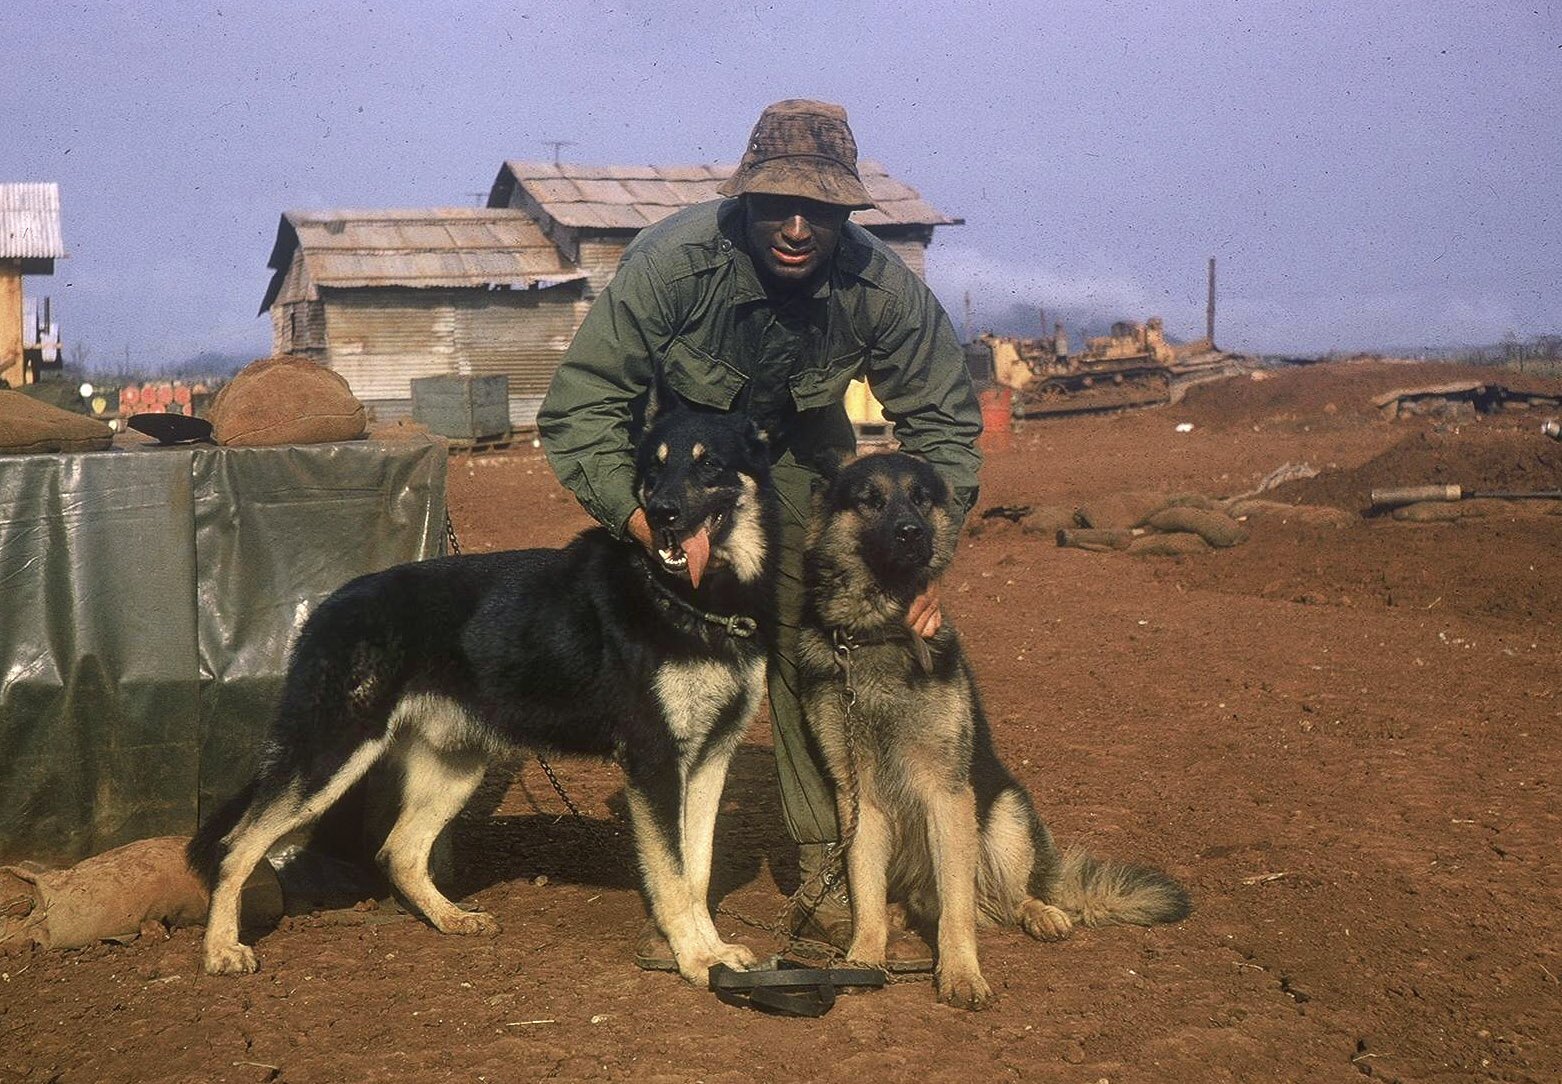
left=2, top=0, right=1558, bottom=365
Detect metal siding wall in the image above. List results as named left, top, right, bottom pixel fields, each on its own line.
left=577, top=238, right=628, bottom=296
left=451, top=287, right=589, bottom=427
left=323, top=290, right=455, bottom=403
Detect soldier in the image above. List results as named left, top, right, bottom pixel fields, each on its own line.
left=538, top=99, right=982, bottom=969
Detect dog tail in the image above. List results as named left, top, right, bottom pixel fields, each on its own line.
left=1048, top=848, right=1192, bottom=928
left=186, top=781, right=259, bottom=891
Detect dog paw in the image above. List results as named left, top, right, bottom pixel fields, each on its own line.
left=844, top=939, right=886, bottom=969
left=203, top=942, right=258, bottom=975
left=436, top=909, right=500, bottom=937
left=713, top=940, right=757, bottom=970
left=936, top=968, right=994, bottom=1011
left=1020, top=900, right=1074, bottom=942
left=673, top=940, right=755, bottom=987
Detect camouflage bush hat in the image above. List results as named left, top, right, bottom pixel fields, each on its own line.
left=717, top=99, right=876, bottom=210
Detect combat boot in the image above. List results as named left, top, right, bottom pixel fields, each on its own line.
left=790, top=843, right=935, bottom=972
left=788, top=842, right=853, bottom=954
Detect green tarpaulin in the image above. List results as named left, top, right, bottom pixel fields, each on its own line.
left=0, top=438, right=447, bottom=865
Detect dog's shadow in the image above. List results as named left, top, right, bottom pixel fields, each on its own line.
left=446, top=742, right=794, bottom=909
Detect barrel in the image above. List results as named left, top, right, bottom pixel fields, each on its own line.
left=978, top=386, right=1014, bottom=454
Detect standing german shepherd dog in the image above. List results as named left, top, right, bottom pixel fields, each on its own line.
left=188, top=408, right=777, bottom=986
left=798, top=453, right=1191, bottom=1009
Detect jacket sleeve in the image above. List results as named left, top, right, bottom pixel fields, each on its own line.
left=536, top=255, right=671, bottom=537
left=863, top=279, right=984, bottom=522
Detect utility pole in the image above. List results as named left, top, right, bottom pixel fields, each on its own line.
left=962, top=291, right=973, bottom=343
left=542, top=140, right=576, bottom=165
left=1206, top=256, right=1217, bottom=345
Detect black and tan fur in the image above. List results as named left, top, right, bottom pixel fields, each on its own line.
left=798, top=453, right=1191, bottom=1009
left=188, top=407, right=778, bottom=985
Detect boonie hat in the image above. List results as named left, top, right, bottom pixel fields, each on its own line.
left=717, top=99, right=876, bottom=210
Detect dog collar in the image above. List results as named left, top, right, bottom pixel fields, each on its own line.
left=830, top=626, right=934, bottom=674
left=641, top=561, right=759, bottom=639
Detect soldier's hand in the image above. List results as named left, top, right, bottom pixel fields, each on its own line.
left=907, top=582, right=943, bottom=639
left=626, top=507, right=657, bottom=553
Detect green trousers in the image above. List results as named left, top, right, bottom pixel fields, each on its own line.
left=766, top=457, right=840, bottom=845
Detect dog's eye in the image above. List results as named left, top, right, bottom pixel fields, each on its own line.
left=909, top=484, right=933, bottom=511
left=850, top=484, right=884, bottom=511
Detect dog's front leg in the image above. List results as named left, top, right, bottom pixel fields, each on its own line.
left=841, top=788, right=892, bottom=967
left=624, top=777, right=748, bottom=986
left=680, top=748, right=756, bottom=969
left=926, top=785, right=993, bottom=1009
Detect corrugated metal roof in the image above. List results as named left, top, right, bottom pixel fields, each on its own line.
left=260, top=208, right=586, bottom=312
left=491, top=160, right=961, bottom=231
left=0, top=182, right=67, bottom=260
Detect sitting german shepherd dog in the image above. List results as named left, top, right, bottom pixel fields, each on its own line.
left=188, top=407, right=777, bottom=985
left=798, top=453, right=1191, bottom=1009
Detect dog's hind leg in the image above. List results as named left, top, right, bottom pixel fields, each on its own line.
left=377, top=737, right=493, bottom=936
left=978, top=788, right=1073, bottom=942
left=201, top=739, right=390, bottom=974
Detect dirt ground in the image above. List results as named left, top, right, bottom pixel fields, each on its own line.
left=4, top=359, right=1560, bottom=1083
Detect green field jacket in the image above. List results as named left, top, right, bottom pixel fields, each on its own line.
left=537, top=198, right=982, bottom=536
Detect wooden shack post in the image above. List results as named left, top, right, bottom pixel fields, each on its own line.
left=0, top=261, right=22, bottom=387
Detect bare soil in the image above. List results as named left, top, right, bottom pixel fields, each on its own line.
left=4, top=359, right=1560, bottom=1083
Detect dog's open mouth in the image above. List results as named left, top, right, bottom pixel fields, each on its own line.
left=656, top=512, right=725, bottom=588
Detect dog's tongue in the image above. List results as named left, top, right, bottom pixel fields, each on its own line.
left=682, top=526, right=711, bottom=589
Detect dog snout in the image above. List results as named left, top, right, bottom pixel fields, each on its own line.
left=645, top=495, right=681, bottom=529
left=895, top=519, right=925, bottom=546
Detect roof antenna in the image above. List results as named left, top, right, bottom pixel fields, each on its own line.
left=542, top=140, right=576, bottom=165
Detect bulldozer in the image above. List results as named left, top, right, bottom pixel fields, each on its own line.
left=975, top=317, right=1185, bottom=417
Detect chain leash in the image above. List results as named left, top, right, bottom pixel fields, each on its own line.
left=447, top=511, right=588, bottom=815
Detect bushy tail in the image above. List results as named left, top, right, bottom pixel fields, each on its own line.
left=1049, top=848, right=1192, bottom=928
left=186, top=781, right=259, bottom=891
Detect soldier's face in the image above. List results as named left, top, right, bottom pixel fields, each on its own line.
left=743, top=194, right=849, bottom=292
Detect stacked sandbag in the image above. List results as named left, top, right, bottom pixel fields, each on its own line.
left=1389, top=497, right=1562, bottom=522
left=1224, top=498, right=1356, bottom=528
left=1057, top=490, right=1248, bottom=557
left=0, top=390, right=114, bottom=454
left=209, top=356, right=366, bottom=447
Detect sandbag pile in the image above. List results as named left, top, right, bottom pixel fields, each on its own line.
left=209, top=355, right=366, bottom=447
left=1, top=837, right=280, bottom=954
left=976, top=487, right=1355, bottom=557
left=1063, top=490, right=1246, bottom=556
left=0, top=390, right=114, bottom=455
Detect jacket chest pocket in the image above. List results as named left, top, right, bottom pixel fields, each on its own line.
left=790, top=349, right=866, bottom=412
left=662, top=338, right=748, bottom=411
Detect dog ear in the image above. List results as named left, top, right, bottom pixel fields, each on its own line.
left=812, top=446, right=856, bottom=483
left=645, top=361, right=685, bottom=427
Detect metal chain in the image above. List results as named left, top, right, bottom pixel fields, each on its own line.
left=447, top=510, right=589, bottom=829
left=716, top=637, right=865, bottom=963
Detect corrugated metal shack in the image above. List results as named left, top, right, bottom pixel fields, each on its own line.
left=485, top=160, right=961, bottom=292
left=262, top=163, right=961, bottom=428
left=1, top=182, right=66, bottom=388
left=260, top=208, right=587, bottom=426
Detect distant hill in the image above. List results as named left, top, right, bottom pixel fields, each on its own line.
left=84, top=350, right=254, bottom=381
